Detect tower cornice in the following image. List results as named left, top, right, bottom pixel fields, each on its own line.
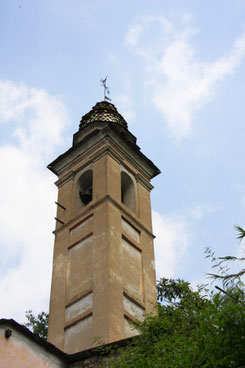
left=52, top=193, right=156, bottom=240
left=48, top=123, right=160, bottom=180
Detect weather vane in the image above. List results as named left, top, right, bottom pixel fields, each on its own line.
left=100, top=77, right=111, bottom=101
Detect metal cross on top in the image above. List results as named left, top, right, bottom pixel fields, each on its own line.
left=100, top=77, right=111, bottom=101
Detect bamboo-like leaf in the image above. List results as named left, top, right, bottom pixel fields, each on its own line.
left=235, top=225, right=245, bottom=242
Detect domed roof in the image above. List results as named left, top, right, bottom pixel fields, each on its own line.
left=79, top=101, right=128, bottom=130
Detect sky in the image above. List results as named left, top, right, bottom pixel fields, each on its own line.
left=1, top=0, right=245, bottom=323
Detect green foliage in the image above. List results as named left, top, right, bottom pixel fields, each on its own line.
left=105, top=228, right=245, bottom=368
left=24, top=310, right=49, bottom=340
left=206, top=225, right=245, bottom=286
left=235, top=225, right=245, bottom=242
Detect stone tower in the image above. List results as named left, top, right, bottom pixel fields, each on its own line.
left=47, top=101, right=160, bottom=354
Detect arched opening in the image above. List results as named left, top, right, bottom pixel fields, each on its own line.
left=78, top=170, right=93, bottom=207
left=121, top=171, right=135, bottom=212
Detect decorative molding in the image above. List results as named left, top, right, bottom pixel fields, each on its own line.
left=135, top=173, right=154, bottom=191
left=68, top=233, right=93, bottom=251
left=64, top=310, right=93, bottom=330
left=69, top=214, right=93, bottom=232
left=66, top=289, right=93, bottom=309
left=123, top=290, right=145, bottom=310
left=90, top=144, right=124, bottom=165
left=121, top=216, right=141, bottom=236
left=53, top=194, right=155, bottom=239
left=121, top=234, right=142, bottom=253
left=124, top=311, right=143, bottom=325
left=50, top=126, right=160, bottom=181
left=55, top=171, right=74, bottom=188
left=105, top=133, right=155, bottom=180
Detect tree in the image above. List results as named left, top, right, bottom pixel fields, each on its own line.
left=207, top=225, right=245, bottom=285
left=24, top=310, right=49, bottom=340
left=104, top=228, right=245, bottom=368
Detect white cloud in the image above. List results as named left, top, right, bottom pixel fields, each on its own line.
left=182, top=13, right=193, bottom=25
left=0, top=80, right=68, bottom=156
left=125, top=22, right=144, bottom=47
left=0, top=80, right=70, bottom=322
left=189, top=204, right=222, bottom=220
left=125, top=16, right=245, bottom=140
left=153, top=211, right=189, bottom=280
left=115, top=94, right=135, bottom=123
left=153, top=203, right=222, bottom=280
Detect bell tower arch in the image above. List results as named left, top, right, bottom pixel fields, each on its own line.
left=47, top=101, right=160, bottom=353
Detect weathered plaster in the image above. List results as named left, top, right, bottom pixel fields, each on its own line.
left=0, top=325, right=67, bottom=368
left=121, top=218, right=140, bottom=243
left=66, top=293, right=93, bottom=322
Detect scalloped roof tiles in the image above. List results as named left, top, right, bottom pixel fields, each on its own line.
left=79, top=101, right=128, bottom=129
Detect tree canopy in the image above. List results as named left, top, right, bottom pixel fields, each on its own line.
left=24, top=310, right=49, bottom=340
left=104, top=227, right=245, bottom=368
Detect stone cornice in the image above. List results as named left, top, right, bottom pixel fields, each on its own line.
left=55, top=171, right=74, bottom=188
left=52, top=136, right=158, bottom=193
left=48, top=125, right=160, bottom=180
left=53, top=194, right=155, bottom=239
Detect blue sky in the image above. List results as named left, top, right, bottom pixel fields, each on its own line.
left=1, top=0, right=245, bottom=322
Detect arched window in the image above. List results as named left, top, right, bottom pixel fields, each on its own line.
left=78, top=170, right=93, bottom=207
left=121, top=171, right=135, bottom=212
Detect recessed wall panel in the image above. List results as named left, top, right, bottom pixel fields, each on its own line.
left=123, top=294, right=144, bottom=322
left=122, top=218, right=140, bottom=243
left=70, top=215, right=93, bottom=238
left=124, top=317, right=140, bottom=338
left=66, top=292, right=93, bottom=322
left=67, top=235, right=93, bottom=301
left=64, top=315, right=93, bottom=353
left=122, top=237, right=143, bottom=300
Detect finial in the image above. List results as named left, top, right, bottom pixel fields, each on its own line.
left=100, top=77, right=111, bottom=101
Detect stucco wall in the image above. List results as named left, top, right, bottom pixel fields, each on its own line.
left=0, top=324, right=67, bottom=368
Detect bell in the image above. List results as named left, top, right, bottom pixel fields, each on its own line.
left=79, top=185, right=92, bottom=205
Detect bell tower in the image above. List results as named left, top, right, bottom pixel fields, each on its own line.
left=47, top=101, right=160, bottom=354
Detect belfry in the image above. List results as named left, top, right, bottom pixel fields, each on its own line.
left=47, top=101, right=160, bottom=353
